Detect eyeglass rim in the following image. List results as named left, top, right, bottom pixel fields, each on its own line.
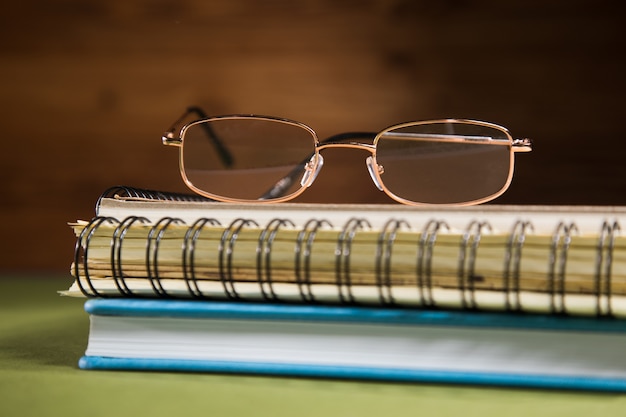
left=178, top=114, right=320, bottom=145
left=368, top=119, right=516, bottom=206
left=168, top=115, right=528, bottom=206
left=175, top=115, right=319, bottom=204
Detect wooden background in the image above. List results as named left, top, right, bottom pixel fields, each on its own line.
left=1, top=0, right=625, bottom=271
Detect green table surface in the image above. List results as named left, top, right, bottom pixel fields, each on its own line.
left=2, top=276, right=626, bottom=417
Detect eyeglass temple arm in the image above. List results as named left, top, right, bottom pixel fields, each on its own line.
left=259, top=132, right=377, bottom=200
left=162, top=106, right=235, bottom=167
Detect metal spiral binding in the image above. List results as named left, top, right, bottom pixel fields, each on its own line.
left=146, top=217, right=185, bottom=297
left=502, top=220, right=534, bottom=312
left=547, top=222, right=578, bottom=315
left=219, top=218, right=259, bottom=299
left=96, top=185, right=211, bottom=213
left=73, top=216, right=119, bottom=297
left=111, top=216, right=150, bottom=297
left=415, top=220, right=449, bottom=307
left=256, top=218, right=295, bottom=301
left=375, top=219, right=410, bottom=306
left=182, top=217, right=222, bottom=299
left=595, top=221, right=621, bottom=317
left=458, top=220, right=492, bottom=310
left=335, top=218, right=371, bottom=304
left=294, top=218, right=333, bottom=303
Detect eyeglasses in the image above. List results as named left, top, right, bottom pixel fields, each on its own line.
left=162, top=107, right=532, bottom=206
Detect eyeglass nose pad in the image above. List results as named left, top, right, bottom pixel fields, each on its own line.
left=300, top=154, right=324, bottom=187
left=366, top=156, right=384, bottom=191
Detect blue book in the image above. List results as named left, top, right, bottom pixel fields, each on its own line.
left=80, top=298, right=626, bottom=392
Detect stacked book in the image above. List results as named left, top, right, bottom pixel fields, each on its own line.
left=64, top=186, right=626, bottom=392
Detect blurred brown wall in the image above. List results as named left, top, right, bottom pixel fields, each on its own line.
left=1, top=0, right=625, bottom=272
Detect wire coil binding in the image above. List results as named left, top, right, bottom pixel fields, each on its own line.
left=547, top=222, right=578, bottom=315
left=335, top=218, right=371, bottom=304
left=416, top=219, right=449, bottom=307
left=96, top=185, right=210, bottom=213
left=375, top=219, right=411, bottom=306
left=458, top=220, right=492, bottom=310
left=595, top=221, right=621, bottom=316
left=74, top=216, right=119, bottom=297
left=146, top=217, right=185, bottom=297
left=111, top=216, right=150, bottom=297
left=182, top=217, right=222, bottom=299
left=256, top=218, right=295, bottom=301
left=502, top=220, right=534, bottom=312
left=294, top=219, right=333, bottom=303
left=218, top=218, right=259, bottom=300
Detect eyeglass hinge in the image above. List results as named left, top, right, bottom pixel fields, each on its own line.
left=512, top=138, right=532, bottom=152
left=162, top=132, right=182, bottom=146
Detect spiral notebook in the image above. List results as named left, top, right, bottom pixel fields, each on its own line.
left=66, top=185, right=626, bottom=318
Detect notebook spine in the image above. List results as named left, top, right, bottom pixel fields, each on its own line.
left=73, top=213, right=623, bottom=317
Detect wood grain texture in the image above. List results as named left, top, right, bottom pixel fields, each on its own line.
left=1, top=0, right=625, bottom=271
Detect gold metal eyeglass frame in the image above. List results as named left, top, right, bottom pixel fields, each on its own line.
left=162, top=108, right=532, bottom=206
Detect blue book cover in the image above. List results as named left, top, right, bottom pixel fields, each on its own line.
left=79, top=298, right=626, bottom=392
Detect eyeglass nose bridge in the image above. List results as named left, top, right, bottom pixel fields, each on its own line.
left=315, top=141, right=384, bottom=191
